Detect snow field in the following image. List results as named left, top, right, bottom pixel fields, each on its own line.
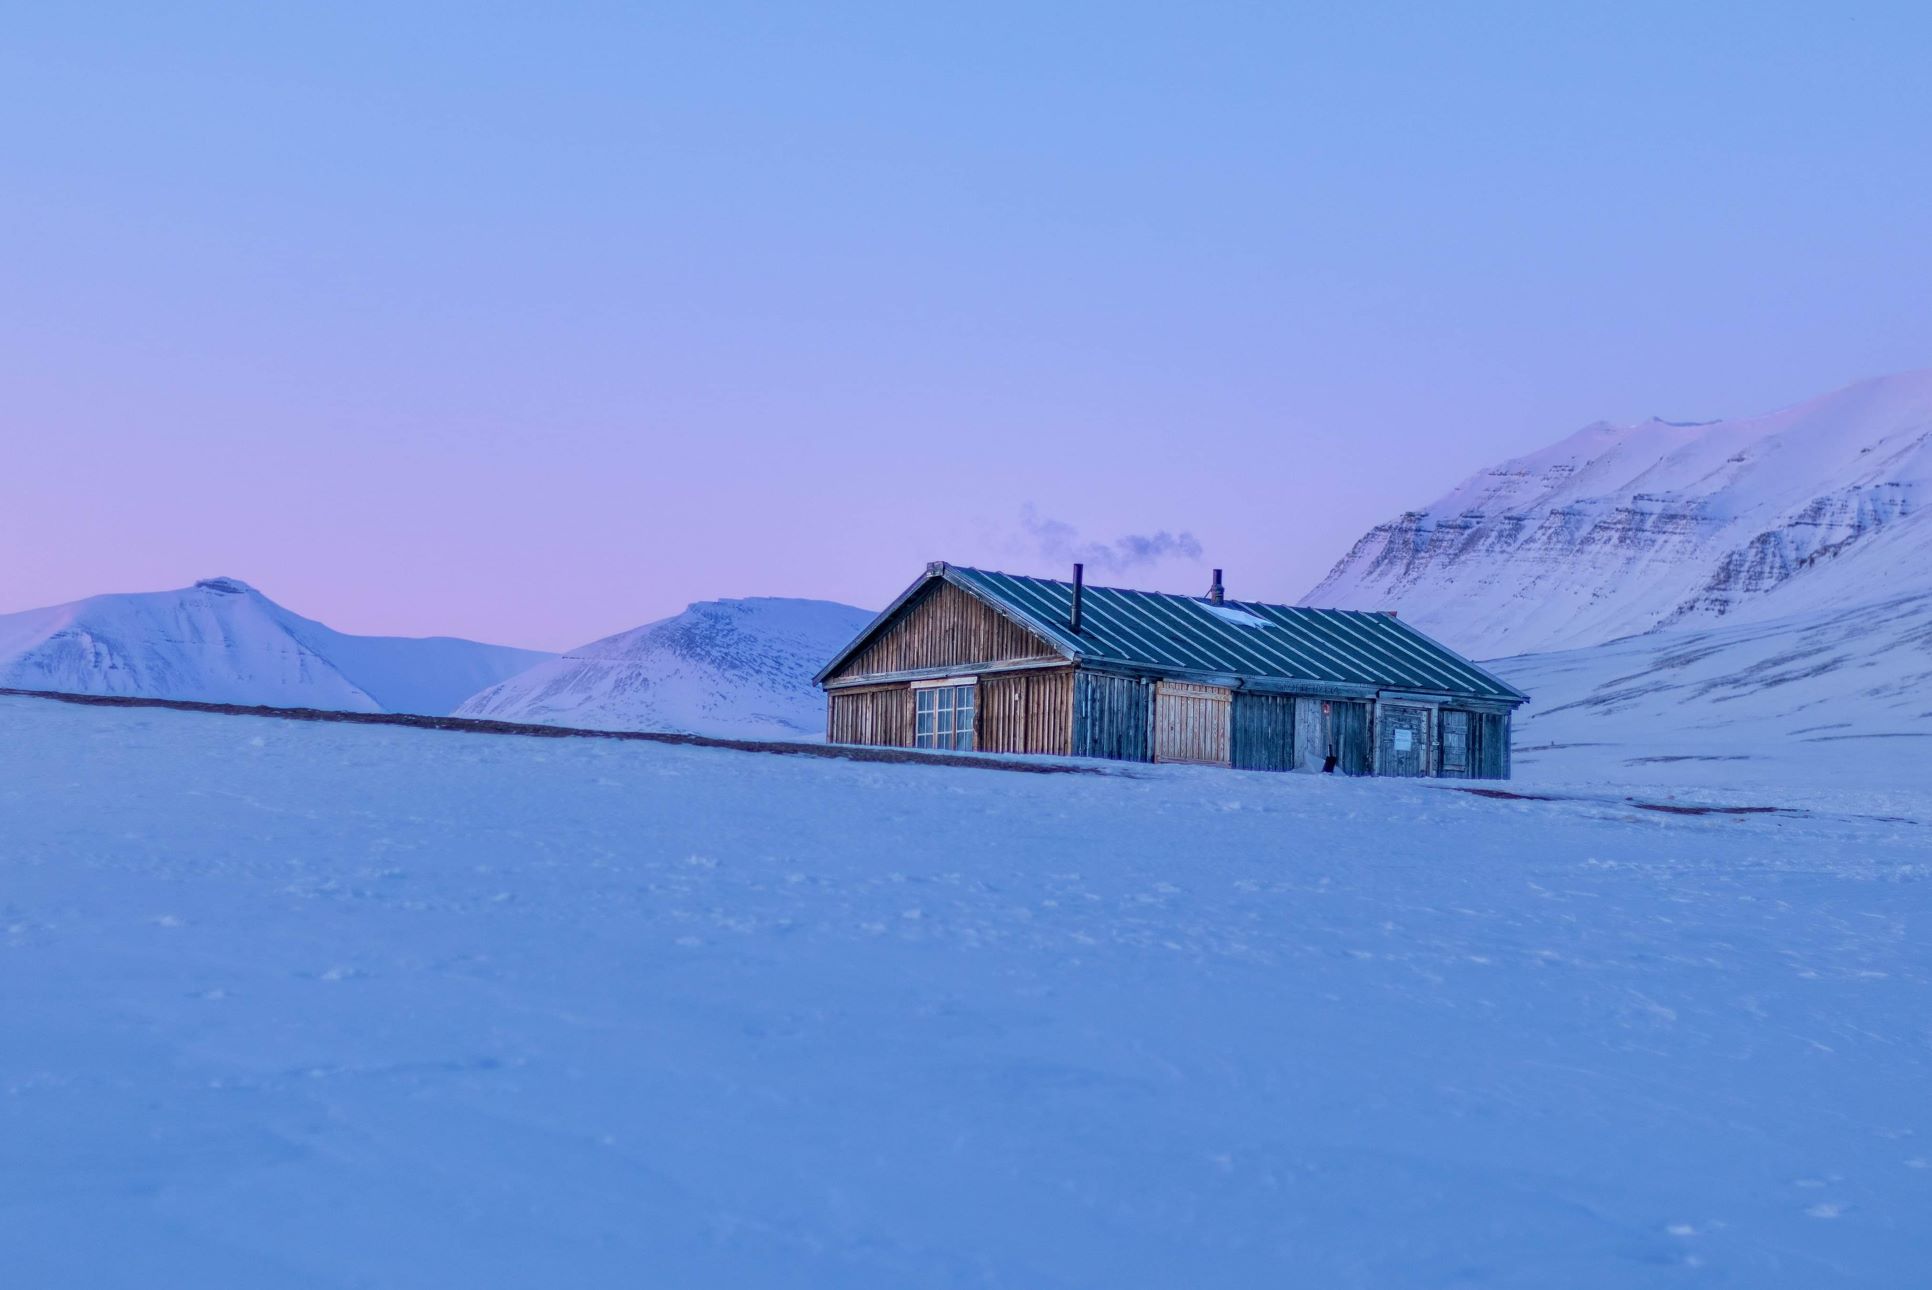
left=2, top=694, right=1928, bottom=1287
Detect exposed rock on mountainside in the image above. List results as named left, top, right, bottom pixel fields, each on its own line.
left=1495, top=512, right=1932, bottom=801
left=0, top=578, right=550, bottom=715
left=1306, top=370, right=1932, bottom=655
left=454, top=597, right=875, bottom=739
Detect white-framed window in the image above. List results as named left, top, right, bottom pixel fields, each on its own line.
left=913, top=681, right=976, bottom=751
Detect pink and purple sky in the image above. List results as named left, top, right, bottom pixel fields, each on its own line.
left=5, top=4, right=1930, bottom=650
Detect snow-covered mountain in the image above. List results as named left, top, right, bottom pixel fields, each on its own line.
left=1306, top=369, right=1932, bottom=656
left=455, top=597, right=875, bottom=739
left=0, top=577, right=550, bottom=715
left=1497, top=542, right=1932, bottom=805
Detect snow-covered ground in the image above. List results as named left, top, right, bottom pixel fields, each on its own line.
left=4, top=693, right=1927, bottom=1287
left=1499, top=578, right=1932, bottom=818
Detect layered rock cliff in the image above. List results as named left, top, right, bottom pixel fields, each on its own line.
left=1306, top=370, right=1932, bottom=655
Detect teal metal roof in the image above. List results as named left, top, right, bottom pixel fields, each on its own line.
left=851, top=564, right=1523, bottom=703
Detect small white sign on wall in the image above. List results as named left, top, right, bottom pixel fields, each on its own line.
left=1393, top=729, right=1414, bottom=752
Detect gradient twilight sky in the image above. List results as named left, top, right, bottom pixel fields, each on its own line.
left=5, top=3, right=1930, bottom=650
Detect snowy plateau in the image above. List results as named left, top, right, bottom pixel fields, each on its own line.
left=455, top=598, right=877, bottom=740
left=3, top=693, right=1928, bottom=1287
left=0, top=577, right=549, bottom=716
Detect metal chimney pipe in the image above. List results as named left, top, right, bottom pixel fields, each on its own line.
left=1208, top=568, right=1225, bottom=605
left=1070, top=563, right=1084, bottom=633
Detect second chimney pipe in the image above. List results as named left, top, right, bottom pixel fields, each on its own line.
left=1070, top=563, right=1084, bottom=633
left=1209, top=568, right=1225, bottom=604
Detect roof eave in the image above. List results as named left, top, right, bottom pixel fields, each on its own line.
left=1377, top=615, right=1529, bottom=704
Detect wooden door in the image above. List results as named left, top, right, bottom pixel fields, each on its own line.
left=1292, top=697, right=1325, bottom=771
left=1153, top=681, right=1231, bottom=766
left=826, top=685, right=912, bottom=747
left=1438, top=709, right=1471, bottom=778
left=1230, top=692, right=1296, bottom=771
left=1378, top=703, right=1430, bottom=777
left=1472, top=711, right=1511, bottom=779
left=1318, top=700, right=1372, bottom=775
left=978, top=670, right=1074, bottom=756
left=1072, top=672, right=1153, bottom=762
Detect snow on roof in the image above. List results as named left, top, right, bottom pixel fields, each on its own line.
left=1200, top=602, right=1274, bottom=629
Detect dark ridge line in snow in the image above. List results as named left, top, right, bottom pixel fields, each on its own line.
left=0, top=688, right=1111, bottom=777
left=1451, top=784, right=1788, bottom=816
left=1446, top=784, right=1881, bottom=822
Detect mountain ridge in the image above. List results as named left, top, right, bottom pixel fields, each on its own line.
left=454, top=596, right=875, bottom=739
left=1304, top=369, right=1932, bottom=656
left=0, top=578, right=550, bottom=715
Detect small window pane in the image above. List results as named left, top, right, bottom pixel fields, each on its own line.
left=952, top=685, right=974, bottom=750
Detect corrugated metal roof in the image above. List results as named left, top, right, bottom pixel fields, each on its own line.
left=941, top=565, right=1525, bottom=703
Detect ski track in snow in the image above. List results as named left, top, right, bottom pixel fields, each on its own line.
left=2, top=694, right=1929, bottom=1287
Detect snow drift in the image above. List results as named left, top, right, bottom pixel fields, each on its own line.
left=454, top=597, right=875, bottom=739
left=0, top=577, right=550, bottom=715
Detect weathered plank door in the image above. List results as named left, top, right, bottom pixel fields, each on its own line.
left=1320, top=700, right=1373, bottom=775
left=978, top=670, right=1074, bottom=756
left=1377, top=703, right=1431, bottom=777
left=1471, top=711, right=1511, bottom=779
left=1072, top=672, right=1153, bottom=761
left=826, top=685, right=911, bottom=747
left=1152, top=681, right=1232, bottom=766
left=1230, top=692, right=1296, bottom=771
left=1438, top=709, right=1471, bottom=778
left=1292, top=697, right=1325, bottom=770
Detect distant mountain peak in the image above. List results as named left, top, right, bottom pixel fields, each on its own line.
left=1305, top=369, right=1932, bottom=655
left=456, top=596, right=874, bottom=739
left=0, top=580, right=548, bottom=715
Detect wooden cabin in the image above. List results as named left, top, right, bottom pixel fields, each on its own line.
left=814, top=562, right=1527, bottom=778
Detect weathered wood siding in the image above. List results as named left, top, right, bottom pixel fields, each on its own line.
left=826, top=581, right=1059, bottom=681
left=1153, top=681, right=1231, bottom=766
left=978, top=669, right=1073, bottom=756
left=1437, top=709, right=1472, bottom=777
left=1293, top=696, right=1326, bottom=771
left=1071, top=672, right=1152, bottom=762
left=1231, top=692, right=1297, bottom=772
left=826, top=684, right=911, bottom=747
left=1472, top=711, right=1511, bottom=779
left=1327, top=700, right=1373, bottom=776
